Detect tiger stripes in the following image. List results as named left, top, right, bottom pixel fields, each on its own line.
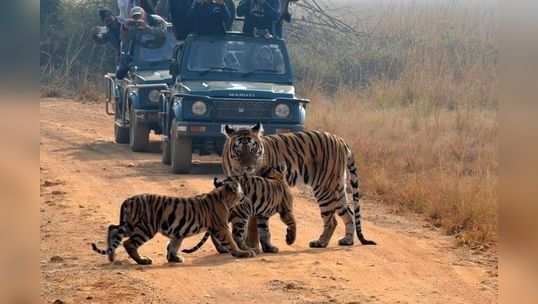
left=91, top=179, right=256, bottom=265
left=222, top=123, right=376, bottom=248
left=183, top=166, right=296, bottom=254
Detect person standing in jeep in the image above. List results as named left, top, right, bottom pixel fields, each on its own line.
left=92, top=8, right=122, bottom=53
left=118, top=0, right=159, bottom=23
left=187, top=0, right=232, bottom=36
left=237, top=0, right=281, bottom=38
left=116, top=6, right=167, bottom=79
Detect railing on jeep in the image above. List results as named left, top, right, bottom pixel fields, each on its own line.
left=104, top=73, right=169, bottom=124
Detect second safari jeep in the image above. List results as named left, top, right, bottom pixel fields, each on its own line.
left=105, top=27, right=177, bottom=152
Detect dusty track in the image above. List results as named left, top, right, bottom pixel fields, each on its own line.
left=40, top=98, right=497, bottom=304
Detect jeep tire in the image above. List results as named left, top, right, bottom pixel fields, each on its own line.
left=129, top=109, right=150, bottom=152
left=170, top=119, right=192, bottom=174
left=161, top=140, right=171, bottom=165
left=114, top=123, right=129, bottom=144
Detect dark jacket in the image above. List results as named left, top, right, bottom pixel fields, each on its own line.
left=237, top=0, right=281, bottom=36
left=92, top=19, right=122, bottom=51
left=170, top=0, right=193, bottom=40
left=107, top=20, right=122, bottom=50
left=187, top=1, right=231, bottom=36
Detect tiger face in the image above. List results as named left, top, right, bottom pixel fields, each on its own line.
left=215, top=177, right=244, bottom=207
left=224, top=123, right=264, bottom=175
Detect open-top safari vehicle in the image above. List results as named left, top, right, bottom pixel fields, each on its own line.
left=104, top=26, right=177, bottom=152
left=160, top=31, right=309, bottom=173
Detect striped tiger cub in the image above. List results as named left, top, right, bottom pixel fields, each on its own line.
left=222, top=123, right=376, bottom=249
left=183, top=165, right=296, bottom=254
left=91, top=179, right=256, bottom=265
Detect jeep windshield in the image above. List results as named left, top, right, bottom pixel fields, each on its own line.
left=133, top=31, right=177, bottom=70
left=183, top=36, right=292, bottom=83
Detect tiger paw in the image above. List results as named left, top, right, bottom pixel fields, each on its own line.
left=358, top=237, right=377, bottom=246
left=338, top=237, right=354, bottom=246
left=232, top=249, right=256, bottom=258
left=309, top=240, right=328, bottom=248
left=286, top=230, right=296, bottom=245
left=261, top=245, right=279, bottom=253
left=167, top=254, right=184, bottom=263
left=215, top=246, right=230, bottom=254
left=137, top=257, right=153, bottom=265
left=237, top=241, right=251, bottom=251
left=249, top=246, right=261, bottom=255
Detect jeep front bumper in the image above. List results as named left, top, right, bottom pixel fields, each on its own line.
left=173, top=121, right=303, bottom=137
left=169, top=121, right=304, bottom=156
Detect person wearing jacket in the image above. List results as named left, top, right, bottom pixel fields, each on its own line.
left=92, top=8, right=122, bottom=52
left=237, top=0, right=281, bottom=37
left=187, top=0, right=232, bottom=36
left=170, top=0, right=194, bottom=40
left=116, top=6, right=167, bottom=79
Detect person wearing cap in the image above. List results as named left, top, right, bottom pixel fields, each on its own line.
left=187, top=0, right=232, bottom=36
left=92, top=8, right=122, bottom=52
left=116, top=6, right=168, bottom=79
left=121, top=6, right=167, bottom=39
left=117, top=0, right=158, bottom=24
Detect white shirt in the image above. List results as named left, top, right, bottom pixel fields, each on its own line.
left=117, top=0, right=135, bottom=24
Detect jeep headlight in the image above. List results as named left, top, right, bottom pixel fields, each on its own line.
left=192, top=101, right=207, bottom=116
left=148, top=89, right=160, bottom=103
left=275, top=103, right=290, bottom=118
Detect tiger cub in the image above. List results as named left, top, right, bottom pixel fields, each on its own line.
left=91, top=179, right=255, bottom=265
left=183, top=166, right=296, bottom=254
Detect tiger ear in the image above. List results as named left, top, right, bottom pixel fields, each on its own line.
left=224, top=125, right=235, bottom=137
left=251, top=122, right=264, bottom=136
left=213, top=177, right=224, bottom=188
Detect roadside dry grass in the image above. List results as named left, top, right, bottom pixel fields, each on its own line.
left=293, top=1, right=498, bottom=247
left=304, top=84, right=497, bottom=246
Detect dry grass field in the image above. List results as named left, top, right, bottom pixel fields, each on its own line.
left=305, top=85, right=497, bottom=246
left=296, top=0, right=497, bottom=246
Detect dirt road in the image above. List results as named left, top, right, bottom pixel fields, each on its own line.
left=40, top=98, right=497, bottom=304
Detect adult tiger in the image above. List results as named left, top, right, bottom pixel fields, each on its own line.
left=222, top=123, right=376, bottom=248
left=183, top=165, right=296, bottom=254
left=91, top=179, right=255, bottom=265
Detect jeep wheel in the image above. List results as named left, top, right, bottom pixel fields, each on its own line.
left=170, top=119, right=192, bottom=174
left=129, top=109, right=149, bottom=152
left=161, top=140, right=171, bottom=165
left=114, top=123, right=129, bottom=144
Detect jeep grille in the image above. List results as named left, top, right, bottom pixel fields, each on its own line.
left=213, top=101, right=273, bottom=120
